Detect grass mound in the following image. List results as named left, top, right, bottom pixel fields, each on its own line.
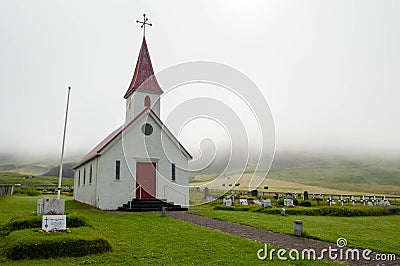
left=3, top=227, right=111, bottom=260
left=0, top=214, right=89, bottom=236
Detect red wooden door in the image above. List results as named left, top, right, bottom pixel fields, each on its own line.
left=136, top=162, right=156, bottom=198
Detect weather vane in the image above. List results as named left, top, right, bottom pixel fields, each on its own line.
left=136, top=14, right=152, bottom=37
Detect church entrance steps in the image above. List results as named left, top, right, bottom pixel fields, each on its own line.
left=117, top=198, right=188, bottom=212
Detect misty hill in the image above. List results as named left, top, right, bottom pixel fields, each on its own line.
left=0, top=154, right=76, bottom=177
left=42, top=163, right=75, bottom=178
left=269, top=151, right=400, bottom=186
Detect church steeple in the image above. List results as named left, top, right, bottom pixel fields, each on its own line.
left=124, top=15, right=162, bottom=122
left=124, top=36, right=163, bottom=99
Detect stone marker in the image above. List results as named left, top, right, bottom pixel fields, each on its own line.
left=37, top=198, right=65, bottom=215
left=223, top=198, right=232, bottom=206
left=284, top=198, right=293, bottom=207
left=294, top=220, right=302, bottom=236
left=42, top=215, right=66, bottom=231
left=239, top=199, right=248, bottom=205
left=261, top=199, right=272, bottom=208
left=303, top=191, right=309, bottom=201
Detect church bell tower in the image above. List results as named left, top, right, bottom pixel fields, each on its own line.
left=123, top=15, right=162, bottom=122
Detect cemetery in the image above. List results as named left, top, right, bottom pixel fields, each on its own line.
left=215, top=190, right=399, bottom=217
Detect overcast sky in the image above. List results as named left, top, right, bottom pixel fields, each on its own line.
left=1, top=0, right=399, bottom=160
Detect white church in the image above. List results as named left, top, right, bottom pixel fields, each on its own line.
left=73, top=21, right=192, bottom=210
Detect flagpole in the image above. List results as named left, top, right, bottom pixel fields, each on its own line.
left=57, top=86, right=71, bottom=200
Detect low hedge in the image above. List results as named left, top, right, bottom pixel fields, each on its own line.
left=0, top=214, right=89, bottom=236
left=214, top=205, right=399, bottom=216
left=3, top=227, right=111, bottom=260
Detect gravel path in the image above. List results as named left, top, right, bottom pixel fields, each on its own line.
left=167, top=211, right=399, bottom=266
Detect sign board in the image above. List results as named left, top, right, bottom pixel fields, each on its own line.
left=42, top=215, right=66, bottom=231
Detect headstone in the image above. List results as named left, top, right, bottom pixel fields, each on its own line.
left=327, top=196, right=333, bottom=206
left=223, top=198, right=232, bottom=206
left=303, top=191, right=309, bottom=201
left=281, top=208, right=286, bottom=215
left=284, top=198, right=293, bottom=207
left=239, top=199, right=248, bottom=205
left=261, top=199, right=272, bottom=208
left=37, top=198, right=65, bottom=215
left=339, top=195, right=344, bottom=206
left=367, top=201, right=373, bottom=206
left=351, top=195, right=355, bottom=206
left=361, top=196, right=366, bottom=206
left=379, top=199, right=390, bottom=206
left=42, top=215, right=66, bottom=231
left=203, top=187, right=213, bottom=201
left=253, top=199, right=261, bottom=205
left=294, top=220, right=302, bottom=237
left=204, top=187, right=210, bottom=197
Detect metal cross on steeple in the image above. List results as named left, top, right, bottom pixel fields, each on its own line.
left=136, top=14, right=152, bottom=37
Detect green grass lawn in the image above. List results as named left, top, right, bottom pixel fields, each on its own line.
left=0, top=196, right=336, bottom=265
left=193, top=210, right=400, bottom=256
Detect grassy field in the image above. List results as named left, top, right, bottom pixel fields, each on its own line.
left=193, top=210, right=400, bottom=256
left=0, top=172, right=73, bottom=188
left=0, top=195, right=336, bottom=265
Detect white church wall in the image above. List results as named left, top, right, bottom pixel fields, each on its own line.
left=155, top=130, right=189, bottom=207
left=96, top=139, right=134, bottom=210
left=73, top=158, right=98, bottom=207
left=75, top=110, right=190, bottom=210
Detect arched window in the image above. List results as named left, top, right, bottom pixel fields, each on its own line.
left=144, top=96, right=151, bottom=107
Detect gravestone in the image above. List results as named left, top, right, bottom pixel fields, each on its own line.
left=367, top=201, right=373, bottom=206
left=223, top=198, right=232, bottom=206
left=294, top=220, right=302, bottom=237
left=284, top=198, right=293, bottom=207
left=303, top=191, right=309, bottom=201
left=261, top=199, right=272, bottom=208
left=239, top=199, right=248, bottom=205
left=37, top=198, right=65, bottom=215
left=42, top=215, right=66, bottom=231
left=203, top=187, right=213, bottom=201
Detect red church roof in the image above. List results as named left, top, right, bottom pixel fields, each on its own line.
left=124, top=37, right=163, bottom=98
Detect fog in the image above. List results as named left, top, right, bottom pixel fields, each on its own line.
left=0, top=0, right=399, bottom=162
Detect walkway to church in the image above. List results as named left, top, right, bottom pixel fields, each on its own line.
left=167, top=211, right=398, bottom=266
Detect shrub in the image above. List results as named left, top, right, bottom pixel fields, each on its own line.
left=213, top=205, right=399, bottom=216
left=4, top=227, right=111, bottom=260
left=13, top=188, right=41, bottom=196
left=299, top=201, right=312, bottom=207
